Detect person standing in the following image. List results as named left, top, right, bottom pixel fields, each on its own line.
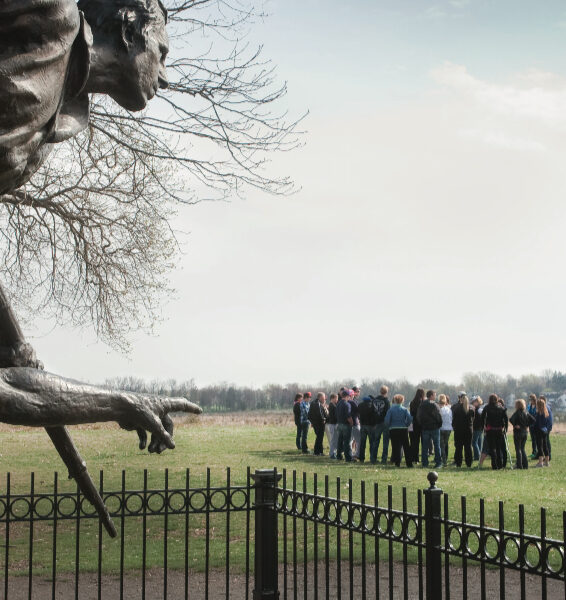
left=509, top=399, right=534, bottom=469
left=409, top=388, right=425, bottom=464
left=336, top=390, right=353, bottom=462
left=417, top=390, right=443, bottom=469
left=452, top=394, right=474, bottom=467
left=438, top=394, right=452, bottom=467
left=350, top=386, right=362, bottom=460
left=358, top=395, right=378, bottom=463
left=384, top=394, right=413, bottom=467
left=482, top=394, right=508, bottom=470
left=540, top=395, right=553, bottom=461
left=299, top=392, right=311, bottom=454
left=293, top=393, right=303, bottom=451
left=534, top=397, right=552, bottom=468
left=372, top=386, right=391, bottom=465
left=308, top=392, right=328, bottom=456
left=471, top=396, right=484, bottom=461
left=527, top=394, right=538, bottom=459
left=325, top=393, right=339, bottom=459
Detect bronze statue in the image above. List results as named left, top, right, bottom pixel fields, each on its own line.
left=0, top=0, right=168, bottom=194
left=0, top=0, right=199, bottom=536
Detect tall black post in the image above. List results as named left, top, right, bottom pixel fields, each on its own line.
left=424, top=471, right=443, bottom=600
left=251, top=469, right=282, bottom=600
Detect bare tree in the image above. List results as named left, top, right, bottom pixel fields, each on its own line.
left=0, top=0, right=303, bottom=350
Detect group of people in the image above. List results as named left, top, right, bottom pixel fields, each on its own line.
left=292, top=387, right=554, bottom=471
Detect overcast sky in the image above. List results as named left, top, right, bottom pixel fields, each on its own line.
left=32, top=0, right=566, bottom=387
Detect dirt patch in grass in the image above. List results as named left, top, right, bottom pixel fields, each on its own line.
left=3, top=562, right=564, bottom=599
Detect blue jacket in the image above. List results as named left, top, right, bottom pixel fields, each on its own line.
left=336, top=398, right=352, bottom=424
left=384, top=404, right=412, bottom=429
left=534, top=408, right=553, bottom=433
left=299, top=400, right=310, bottom=424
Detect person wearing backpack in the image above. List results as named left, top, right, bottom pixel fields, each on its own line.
left=293, top=393, right=303, bottom=451
left=371, top=386, right=391, bottom=464
left=358, top=395, right=378, bottom=463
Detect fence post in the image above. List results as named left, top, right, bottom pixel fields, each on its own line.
left=424, top=471, right=443, bottom=600
left=251, top=468, right=282, bottom=600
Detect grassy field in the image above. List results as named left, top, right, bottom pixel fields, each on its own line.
left=0, top=412, right=564, bottom=575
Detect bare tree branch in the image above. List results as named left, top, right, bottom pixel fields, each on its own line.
left=0, top=0, right=304, bottom=350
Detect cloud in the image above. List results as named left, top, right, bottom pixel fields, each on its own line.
left=424, top=1, right=470, bottom=19
left=430, top=62, right=566, bottom=125
left=459, top=128, right=547, bottom=153
left=424, top=5, right=447, bottom=19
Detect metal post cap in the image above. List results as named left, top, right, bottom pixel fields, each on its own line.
left=427, top=471, right=439, bottom=489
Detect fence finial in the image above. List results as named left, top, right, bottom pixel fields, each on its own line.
left=427, top=471, right=439, bottom=489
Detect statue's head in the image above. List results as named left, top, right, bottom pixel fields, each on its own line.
left=78, top=0, right=169, bottom=111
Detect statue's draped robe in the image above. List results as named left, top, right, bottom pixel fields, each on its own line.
left=0, top=0, right=92, bottom=194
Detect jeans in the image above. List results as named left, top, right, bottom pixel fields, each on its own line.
left=359, top=425, right=377, bottom=462
left=336, top=423, right=352, bottom=462
left=326, top=423, right=337, bottom=458
left=299, top=422, right=309, bottom=453
left=472, top=430, right=483, bottom=461
left=351, top=423, right=361, bottom=458
left=375, top=422, right=390, bottom=463
left=513, top=430, right=528, bottom=469
left=440, top=430, right=451, bottom=465
left=421, top=428, right=441, bottom=468
left=295, top=425, right=301, bottom=450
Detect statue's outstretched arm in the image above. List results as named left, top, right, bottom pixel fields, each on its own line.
left=0, top=367, right=201, bottom=453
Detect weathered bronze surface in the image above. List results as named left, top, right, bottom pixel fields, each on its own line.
left=0, top=0, right=169, bottom=195
left=0, top=0, right=197, bottom=536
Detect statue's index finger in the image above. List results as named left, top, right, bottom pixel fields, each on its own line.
left=162, top=397, right=202, bottom=415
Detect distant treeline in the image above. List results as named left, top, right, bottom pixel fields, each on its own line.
left=103, top=370, right=566, bottom=414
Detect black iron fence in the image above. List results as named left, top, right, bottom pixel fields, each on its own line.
left=0, top=468, right=564, bottom=599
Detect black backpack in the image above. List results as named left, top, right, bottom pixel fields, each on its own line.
left=371, top=396, right=389, bottom=424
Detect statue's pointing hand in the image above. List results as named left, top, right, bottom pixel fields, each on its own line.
left=0, top=368, right=202, bottom=453
left=118, top=396, right=202, bottom=454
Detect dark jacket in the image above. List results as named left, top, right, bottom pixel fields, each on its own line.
left=372, top=395, right=390, bottom=424
left=534, top=410, right=553, bottom=433
left=472, top=406, right=484, bottom=431
left=482, top=404, right=508, bottom=431
left=358, top=397, right=377, bottom=427
left=348, top=399, right=360, bottom=425
left=509, top=409, right=535, bottom=432
left=337, top=398, right=352, bottom=425
left=409, top=398, right=423, bottom=430
left=327, top=402, right=338, bottom=425
left=451, top=403, right=474, bottom=433
left=308, top=399, right=327, bottom=428
left=416, top=400, right=442, bottom=430
left=293, top=401, right=301, bottom=426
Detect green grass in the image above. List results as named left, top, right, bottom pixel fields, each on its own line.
left=0, top=420, right=564, bottom=575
